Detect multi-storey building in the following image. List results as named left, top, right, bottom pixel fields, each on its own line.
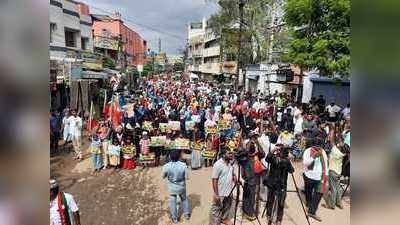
left=50, top=0, right=94, bottom=60
left=186, top=18, right=237, bottom=81
left=50, top=0, right=96, bottom=111
left=92, top=12, right=148, bottom=68
left=186, top=19, right=205, bottom=76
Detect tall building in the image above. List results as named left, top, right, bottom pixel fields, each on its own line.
left=92, top=12, right=148, bottom=68
left=186, top=19, right=205, bottom=77
left=49, top=0, right=96, bottom=111
left=50, top=0, right=94, bottom=60
left=186, top=18, right=237, bottom=81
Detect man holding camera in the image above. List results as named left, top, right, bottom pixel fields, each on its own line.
left=263, top=144, right=294, bottom=225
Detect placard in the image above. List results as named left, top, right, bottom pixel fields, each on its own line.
left=150, top=136, right=167, bottom=147
left=185, top=121, right=196, bottom=131
left=205, top=126, right=218, bottom=134
left=173, top=138, right=190, bottom=149
left=169, top=121, right=181, bottom=131
left=202, top=150, right=216, bottom=159
left=192, top=141, right=204, bottom=151
left=121, top=146, right=135, bottom=154
left=218, top=119, right=230, bottom=130
left=142, top=121, right=153, bottom=131
left=159, top=123, right=170, bottom=133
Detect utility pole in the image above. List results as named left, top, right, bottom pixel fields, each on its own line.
left=236, top=0, right=246, bottom=92
left=158, top=38, right=162, bottom=53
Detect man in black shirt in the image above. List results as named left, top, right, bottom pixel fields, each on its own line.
left=263, top=145, right=294, bottom=225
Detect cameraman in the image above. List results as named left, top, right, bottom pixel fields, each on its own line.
left=263, top=144, right=294, bottom=225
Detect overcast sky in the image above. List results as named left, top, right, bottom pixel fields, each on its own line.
left=82, top=0, right=219, bottom=55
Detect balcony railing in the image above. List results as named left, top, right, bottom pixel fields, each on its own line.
left=203, top=46, right=220, bottom=58
left=200, top=62, right=221, bottom=74
left=222, top=61, right=237, bottom=74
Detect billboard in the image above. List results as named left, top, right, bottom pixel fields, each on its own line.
left=94, top=30, right=118, bottom=50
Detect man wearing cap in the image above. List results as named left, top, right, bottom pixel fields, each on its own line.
left=50, top=179, right=81, bottom=225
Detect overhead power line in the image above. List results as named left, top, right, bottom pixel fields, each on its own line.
left=86, top=4, right=185, bottom=41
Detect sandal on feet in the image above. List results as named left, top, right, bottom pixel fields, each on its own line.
left=308, top=213, right=322, bottom=222
left=322, top=203, right=335, bottom=210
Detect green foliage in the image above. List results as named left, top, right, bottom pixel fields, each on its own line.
left=141, top=63, right=152, bottom=76
left=173, top=62, right=184, bottom=72
left=102, top=56, right=115, bottom=69
left=283, top=0, right=350, bottom=77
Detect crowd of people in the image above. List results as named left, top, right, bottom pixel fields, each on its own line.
left=50, top=73, right=350, bottom=225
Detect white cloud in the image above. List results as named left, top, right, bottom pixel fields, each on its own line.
left=81, top=0, right=219, bottom=54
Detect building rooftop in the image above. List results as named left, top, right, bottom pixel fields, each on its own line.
left=91, top=14, right=117, bottom=21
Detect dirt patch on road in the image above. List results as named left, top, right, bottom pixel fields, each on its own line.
left=51, top=147, right=167, bottom=225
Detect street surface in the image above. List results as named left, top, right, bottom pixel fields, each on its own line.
left=51, top=147, right=350, bottom=225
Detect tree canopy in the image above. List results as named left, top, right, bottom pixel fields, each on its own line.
left=282, top=0, right=350, bottom=77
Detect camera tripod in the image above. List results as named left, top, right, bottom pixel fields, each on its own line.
left=261, top=173, right=311, bottom=225
left=224, top=163, right=262, bottom=225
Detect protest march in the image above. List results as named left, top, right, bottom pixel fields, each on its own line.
left=50, top=72, right=350, bottom=225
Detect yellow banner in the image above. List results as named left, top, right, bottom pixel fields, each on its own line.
left=206, top=126, right=218, bottom=134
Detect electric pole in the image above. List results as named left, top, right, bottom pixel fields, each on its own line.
left=158, top=38, right=162, bottom=53
left=236, top=0, right=246, bottom=92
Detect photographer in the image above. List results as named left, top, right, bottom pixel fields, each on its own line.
left=263, top=144, right=294, bottom=225
left=239, top=132, right=265, bottom=221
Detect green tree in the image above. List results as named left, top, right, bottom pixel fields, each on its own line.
left=173, top=62, right=184, bottom=72
left=102, top=56, right=116, bottom=69
left=141, top=63, right=152, bottom=76
left=282, top=0, right=350, bottom=77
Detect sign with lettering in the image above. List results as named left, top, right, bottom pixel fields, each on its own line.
left=159, top=123, right=171, bottom=133
left=150, top=136, right=167, bottom=147
left=168, top=121, right=181, bottom=131
left=205, top=126, right=218, bottom=134
left=218, top=120, right=230, bottom=130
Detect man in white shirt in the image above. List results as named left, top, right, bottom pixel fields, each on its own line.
left=252, top=100, right=260, bottom=112
left=50, top=179, right=81, bottom=225
left=67, top=109, right=83, bottom=160
left=341, top=103, right=350, bottom=120
left=293, top=104, right=302, bottom=123
left=325, top=102, right=341, bottom=123
left=302, top=142, right=329, bottom=222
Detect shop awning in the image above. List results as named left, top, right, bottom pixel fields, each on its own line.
left=81, top=70, right=108, bottom=79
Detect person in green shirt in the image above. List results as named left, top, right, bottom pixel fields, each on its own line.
left=323, top=139, right=350, bottom=209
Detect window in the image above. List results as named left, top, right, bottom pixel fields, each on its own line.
left=81, top=37, right=89, bottom=50
left=65, top=28, right=78, bottom=48
left=50, top=23, right=57, bottom=43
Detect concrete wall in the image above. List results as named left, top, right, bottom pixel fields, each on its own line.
left=50, top=0, right=93, bottom=60
left=93, top=19, right=147, bottom=66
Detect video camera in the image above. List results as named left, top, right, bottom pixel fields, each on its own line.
left=272, top=145, right=290, bottom=159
